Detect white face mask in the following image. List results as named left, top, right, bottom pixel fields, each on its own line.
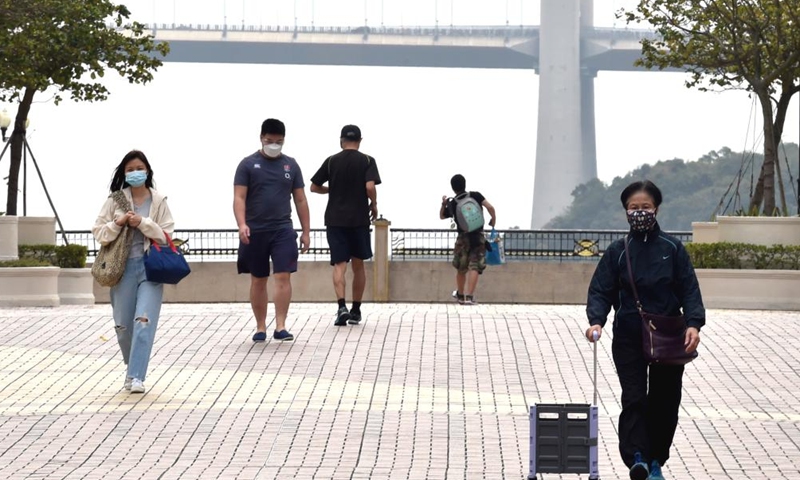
left=263, top=143, right=282, bottom=158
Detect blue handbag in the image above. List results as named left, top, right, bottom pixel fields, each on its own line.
left=144, top=232, right=191, bottom=284
left=485, top=229, right=506, bottom=266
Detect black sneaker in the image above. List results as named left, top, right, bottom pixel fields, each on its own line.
left=348, top=310, right=362, bottom=325
left=452, top=290, right=466, bottom=304
left=334, top=306, right=351, bottom=326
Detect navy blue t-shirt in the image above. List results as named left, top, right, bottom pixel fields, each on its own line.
left=234, top=152, right=305, bottom=232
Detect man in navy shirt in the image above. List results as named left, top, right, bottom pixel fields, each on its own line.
left=234, top=118, right=310, bottom=342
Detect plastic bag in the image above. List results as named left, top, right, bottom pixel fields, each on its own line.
left=485, top=229, right=505, bottom=265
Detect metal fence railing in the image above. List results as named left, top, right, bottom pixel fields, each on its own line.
left=390, top=229, right=693, bottom=262
left=60, top=229, right=333, bottom=263
left=60, top=228, right=692, bottom=263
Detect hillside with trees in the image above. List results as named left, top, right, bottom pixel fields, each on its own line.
left=546, top=144, right=800, bottom=231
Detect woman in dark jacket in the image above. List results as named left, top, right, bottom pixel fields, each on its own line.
left=585, top=180, right=704, bottom=480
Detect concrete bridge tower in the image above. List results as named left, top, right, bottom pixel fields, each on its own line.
left=531, top=0, right=597, bottom=228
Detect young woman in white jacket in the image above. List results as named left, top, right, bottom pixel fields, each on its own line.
left=92, top=150, right=175, bottom=394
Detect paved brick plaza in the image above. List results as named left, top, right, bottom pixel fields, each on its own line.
left=0, top=303, right=798, bottom=480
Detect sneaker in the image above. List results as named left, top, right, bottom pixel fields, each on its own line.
left=463, top=295, right=477, bottom=305
left=273, top=329, right=294, bottom=341
left=130, top=378, right=145, bottom=394
left=123, top=375, right=132, bottom=391
left=334, top=306, right=351, bottom=326
left=630, top=452, right=649, bottom=480
left=452, top=290, right=467, bottom=304
left=348, top=310, right=362, bottom=325
left=649, top=460, right=665, bottom=480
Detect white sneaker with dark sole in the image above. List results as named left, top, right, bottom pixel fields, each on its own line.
left=130, top=378, right=145, bottom=394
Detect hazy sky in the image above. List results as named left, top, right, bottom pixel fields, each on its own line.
left=2, top=0, right=798, bottom=231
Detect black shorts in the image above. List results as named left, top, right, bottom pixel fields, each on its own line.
left=327, top=226, right=372, bottom=265
left=237, top=228, right=298, bottom=278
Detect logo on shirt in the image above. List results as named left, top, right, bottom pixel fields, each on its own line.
left=283, top=164, right=291, bottom=171
left=254, top=163, right=261, bottom=169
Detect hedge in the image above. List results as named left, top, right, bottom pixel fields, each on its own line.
left=685, top=242, right=800, bottom=270
left=4, top=244, right=89, bottom=269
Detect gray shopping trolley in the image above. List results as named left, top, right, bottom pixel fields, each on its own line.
left=528, top=331, right=600, bottom=480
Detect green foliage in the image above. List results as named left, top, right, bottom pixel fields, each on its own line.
left=686, top=242, right=800, bottom=270
left=18, top=244, right=56, bottom=263
left=0, top=258, right=53, bottom=267
left=547, top=144, right=799, bottom=231
left=0, top=0, right=169, bottom=215
left=55, top=244, right=88, bottom=268
left=621, top=0, right=800, bottom=215
left=0, top=0, right=169, bottom=104
left=16, top=244, right=88, bottom=268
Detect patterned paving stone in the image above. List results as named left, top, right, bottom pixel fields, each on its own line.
left=0, top=303, right=798, bottom=479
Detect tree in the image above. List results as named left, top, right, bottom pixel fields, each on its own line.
left=0, top=0, right=169, bottom=215
left=621, top=0, right=800, bottom=216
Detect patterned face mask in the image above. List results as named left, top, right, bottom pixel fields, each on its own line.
left=626, top=209, right=657, bottom=232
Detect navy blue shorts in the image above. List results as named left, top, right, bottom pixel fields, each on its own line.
left=237, top=228, right=298, bottom=278
left=327, top=226, right=372, bottom=265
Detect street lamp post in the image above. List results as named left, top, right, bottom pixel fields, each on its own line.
left=0, top=108, right=67, bottom=241
left=0, top=109, right=11, bottom=143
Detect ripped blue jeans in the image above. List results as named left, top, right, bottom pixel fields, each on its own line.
left=109, top=257, right=163, bottom=381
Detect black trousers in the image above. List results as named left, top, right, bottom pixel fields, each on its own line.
left=612, top=330, right=685, bottom=467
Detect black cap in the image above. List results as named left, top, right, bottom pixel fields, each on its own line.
left=340, top=124, right=362, bottom=141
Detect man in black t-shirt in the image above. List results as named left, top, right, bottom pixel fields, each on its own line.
left=440, top=174, right=497, bottom=305
left=310, top=125, right=382, bottom=326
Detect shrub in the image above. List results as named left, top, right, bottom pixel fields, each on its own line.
left=18, top=244, right=56, bottom=264
left=0, top=258, right=53, bottom=267
left=686, top=242, right=800, bottom=270
left=55, top=244, right=88, bottom=268
left=13, top=244, right=88, bottom=268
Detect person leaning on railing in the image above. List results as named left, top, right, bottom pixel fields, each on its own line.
left=439, top=174, right=496, bottom=305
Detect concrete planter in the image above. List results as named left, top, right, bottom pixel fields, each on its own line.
left=696, top=269, right=800, bottom=310
left=17, top=216, right=56, bottom=245
left=0, top=266, right=60, bottom=307
left=691, top=221, right=719, bottom=244
left=0, top=216, right=19, bottom=261
left=714, top=216, right=800, bottom=246
left=58, top=268, right=95, bottom=305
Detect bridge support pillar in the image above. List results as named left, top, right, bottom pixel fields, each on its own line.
left=581, top=68, right=598, bottom=181
left=532, top=0, right=584, bottom=228
left=532, top=0, right=596, bottom=228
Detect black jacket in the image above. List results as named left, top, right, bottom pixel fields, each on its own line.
left=586, top=223, right=705, bottom=333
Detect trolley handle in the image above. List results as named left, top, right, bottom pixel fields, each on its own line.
left=592, top=331, right=599, bottom=406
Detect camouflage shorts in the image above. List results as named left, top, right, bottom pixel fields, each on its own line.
left=452, top=233, right=486, bottom=274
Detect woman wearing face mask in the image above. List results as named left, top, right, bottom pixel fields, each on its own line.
left=92, top=150, right=175, bottom=394
left=584, top=180, right=704, bottom=480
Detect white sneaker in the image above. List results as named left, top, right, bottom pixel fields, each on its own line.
left=130, top=378, right=145, bottom=394
left=123, top=375, right=132, bottom=391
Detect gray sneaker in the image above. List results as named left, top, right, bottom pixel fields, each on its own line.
left=123, top=375, right=132, bottom=391
left=334, top=307, right=351, bottom=326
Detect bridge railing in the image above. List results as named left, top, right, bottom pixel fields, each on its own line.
left=141, top=22, right=657, bottom=41
left=143, top=23, right=542, bottom=38
left=61, top=228, right=692, bottom=263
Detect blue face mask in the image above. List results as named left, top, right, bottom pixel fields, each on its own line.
left=125, top=171, right=148, bottom=187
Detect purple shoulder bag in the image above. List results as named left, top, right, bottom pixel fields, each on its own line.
left=624, top=238, right=698, bottom=366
